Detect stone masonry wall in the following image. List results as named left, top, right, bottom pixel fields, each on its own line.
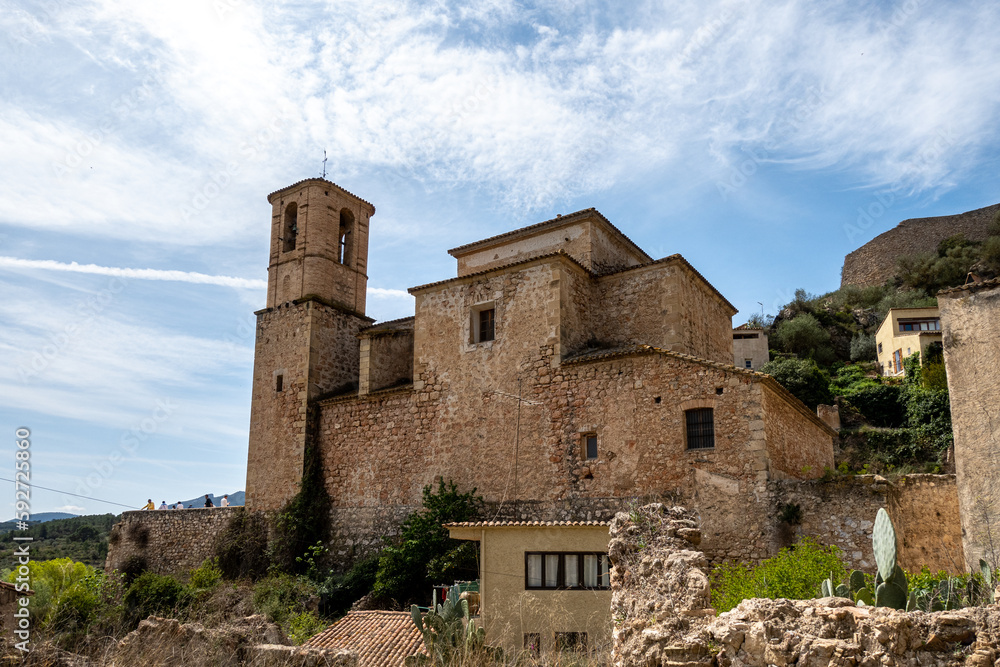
left=939, top=279, right=1000, bottom=570
left=105, top=507, right=240, bottom=579
left=609, top=504, right=1000, bottom=667
left=841, top=202, right=998, bottom=288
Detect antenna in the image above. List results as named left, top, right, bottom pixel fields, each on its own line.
left=321, top=150, right=328, bottom=179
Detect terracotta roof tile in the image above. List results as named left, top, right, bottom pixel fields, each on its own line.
left=408, top=251, right=590, bottom=294
left=360, top=316, right=415, bottom=335
left=734, top=323, right=765, bottom=330
left=445, top=520, right=610, bottom=528
left=938, top=276, right=1000, bottom=296
left=305, top=611, right=424, bottom=667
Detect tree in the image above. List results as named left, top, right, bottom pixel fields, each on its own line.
left=760, top=357, right=832, bottom=409
left=849, top=333, right=876, bottom=362
left=772, top=313, right=834, bottom=364
left=373, top=479, right=483, bottom=608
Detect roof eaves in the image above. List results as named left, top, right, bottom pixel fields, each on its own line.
left=938, top=276, right=1000, bottom=296
left=408, top=251, right=592, bottom=294
left=266, top=178, right=376, bottom=213
left=447, top=208, right=652, bottom=263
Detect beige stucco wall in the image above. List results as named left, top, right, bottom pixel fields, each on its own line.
left=732, top=330, right=768, bottom=370
left=938, top=281, right=1000, bottom=570
left=448, top=525, right=611, bottom=657
left=875, top=307, right=941, bottom=376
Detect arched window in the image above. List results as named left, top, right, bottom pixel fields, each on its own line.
left=282, top=203, right=298, bottom=252
left=338, top=209, right=354, bottom=264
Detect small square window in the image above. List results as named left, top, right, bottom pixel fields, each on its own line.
left=744, top=359, right=752, bottom=369
left=584, top=434, right=597, bottom=460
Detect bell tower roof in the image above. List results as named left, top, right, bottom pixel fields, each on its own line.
left=267, top=178, right=375, bottom=215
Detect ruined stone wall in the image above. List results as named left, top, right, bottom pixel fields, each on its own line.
left=307, top=301, right=369, bottom=397
left=557, top=260, right=597, bottom=357
left=888, top=474, right=965, bottom=574
left=105, top=507, right=240, bottom=579
left=761, top=382, right=836, bottom=481
left=841, top=202, right=998, bottom=288
left=609, top=504, right=1000, bottom=667
left=939, top=279, right=1000, bottom=570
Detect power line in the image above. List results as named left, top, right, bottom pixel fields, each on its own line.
left=0, top=477, right=135, bottom=510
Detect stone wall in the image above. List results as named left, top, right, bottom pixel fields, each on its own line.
left=609, top=504, right=1000, bottom=667
left=939, top=278, right=1000, bottom=570
left=359, top=327, right=413, bottom=394
left=841, top=202, right=998, bottom=288
left=105, top=507, right=240, bottom=579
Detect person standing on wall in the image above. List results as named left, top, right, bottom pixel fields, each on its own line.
left=220, top=494, right=230, bottom=507
left=204, top=494, right=214, bottom=508
left=142, top=499, right=154, bottom=510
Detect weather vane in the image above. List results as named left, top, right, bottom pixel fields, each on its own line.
left=321, top=150, right=328, bottom=179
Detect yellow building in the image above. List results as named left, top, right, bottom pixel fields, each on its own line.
left=446, top=520, right=611, bottom=658
left=875, top=307, right=942, bottom=376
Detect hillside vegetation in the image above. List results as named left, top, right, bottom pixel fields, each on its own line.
left=1, top=514, right=117, bottom=568
left=755, top=217, right=1000, bottom=474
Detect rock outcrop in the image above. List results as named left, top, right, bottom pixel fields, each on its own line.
left=610, top=504, right=1000, bottom=667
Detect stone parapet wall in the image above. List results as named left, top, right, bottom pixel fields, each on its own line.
left=609, top=504, right=1000, bottom=667
left=841, top=203, right=998, bottom=288
left=106, top=507, right=240, bottom=579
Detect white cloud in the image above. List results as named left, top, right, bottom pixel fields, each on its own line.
left=53, top=505, right=87, bottom=513
left=0, top=257, right=267, bottom=289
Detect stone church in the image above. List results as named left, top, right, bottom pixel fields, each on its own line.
left=244, top=178, right=836, bottom=561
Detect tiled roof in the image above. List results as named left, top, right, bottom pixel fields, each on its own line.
left=447, top=208, right=652, bottom=263
left=938, top=276, right=1000, bottom=296
left=360, top=316, right=415, bottom=335
left=445, top=520, right=610, bottom=528
left=266, top=178, right=376, bottom=212
left=734, top=323, right=764, bottom=330
left=305, top=611, right=424, bottom=667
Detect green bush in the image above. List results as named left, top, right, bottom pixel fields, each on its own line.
left=215, top=509, right=270, bottom=580
left=124, top=572, right=190, bottom=621
left=772, top=313, right=834, bottom=364
left=321, top=553, right=380, bottom=616
left=759, top=357, right=831, bottom=409
left=842, top=384, right=905, bottom=428
left=190, top=557, right=223, bottom=590
left=252, top=573, right=317, bottom=625
left=372, top=478, right=483, bottom=607
left=849, top=333, right=876, bottom=362
left=711, top=538, right=847, bottom=613
left=288, top=610, right=328, bottom=645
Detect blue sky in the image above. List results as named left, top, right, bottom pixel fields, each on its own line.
left=1, top=0, right=998, bottom=515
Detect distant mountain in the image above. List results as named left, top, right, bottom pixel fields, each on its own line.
left=164, top=491, right=245, bottom=509
left=4, top=512, right=77, bottom=524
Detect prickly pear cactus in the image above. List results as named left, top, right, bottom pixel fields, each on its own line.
left=872, top=508, right=897, bottom=584
left=849, top=570, right=866, bottom=594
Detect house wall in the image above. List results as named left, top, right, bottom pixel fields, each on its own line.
left=732, top=331, right=768, bottom=370
left=938, top=280, right=1000, bottom=570
left=449, top=525, right=612, bottom=657
left=875, top=308, right=942, bottom=376
left=359, top=331, right=413, bottom=394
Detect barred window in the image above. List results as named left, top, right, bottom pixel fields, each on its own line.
left=685, top=408, right=715, bottom=450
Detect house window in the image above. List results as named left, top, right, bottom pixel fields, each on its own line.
left=877, top=342, right=883, bottom=355
left=893, top=349, right=902, bottom=373
left=525, top=553, right=610, bottom=590
left=471, top=303, right=496, bottom=343
left=282, top=203, right=298, bottom=252
left=744, top=359, right=752, bottom=369
left=555, top=632, right=587, bottom=653
left=583, top=434, right=597, bottom=460
left=275, top=374, right=283, bottom=392
left=523, top=634, right=540, bottom=657
left=685, top=408, right=715, bottom=450
left=898, top=317, right=940, bottom=332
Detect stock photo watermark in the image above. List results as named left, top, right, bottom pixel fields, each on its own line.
left=13, top=427, right=33, bottom=652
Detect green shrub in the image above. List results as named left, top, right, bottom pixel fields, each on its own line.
left=373, top=478, right=483, bottom=607
left=772, top=313, right=834, bottom=364
left=288, top=610, right=328, bottom=645
left=190, top=557, right=223, bottom=590
left=252, top=573, right=317, bottom=625
left=215, top=509, right=270, bottom=580
left=124, top=572, right=190, bottom=621
left=711, top=538, right=847, bottom=613
left=4, top=558, right=95, bottom=627
left=842, top=384, right=905, bottom=428
left=759, top=357, right=831, bottom=409
left=849, top=333, right=876, bottom=362
left=322, top=553, right=381, bottom=616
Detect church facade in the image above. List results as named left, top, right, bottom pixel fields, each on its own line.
left=245, top=178, right=835, bottom=561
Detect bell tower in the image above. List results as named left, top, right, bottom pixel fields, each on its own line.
left=246, top=179, right=375, bottom=511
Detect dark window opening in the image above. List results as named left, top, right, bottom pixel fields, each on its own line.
left=744, top=359, right=752, bottom=369
left=685, top=408, right=715, bottom=450
left=898, top=317, right=940, bottom=332
left=654, top=396, right=661, bottom=404
left=338, top=209, right=354, bottom=264
left=275, top=374, right=284, bottom=392
left=525, top=552, right=610, bottom=590
left=877, top=342, right=883, bottom=355
left=584, top=434, right=598, bottom=460
left=523, top=634, right=541, bottom=657
left=555, top=632, right=588, bottom=653
left=715, top=387, right=724, bottom=395
left=282, top=203, right=298, bottom=252
left=478, top=308, right=495, bottom=342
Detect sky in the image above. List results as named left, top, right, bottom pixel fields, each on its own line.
left=1, top=0, right=998, bottom=516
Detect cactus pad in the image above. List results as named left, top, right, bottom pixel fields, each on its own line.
left=875, top=582, right=907, bottom=609
left=872, top=508, right=897, bottom=583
